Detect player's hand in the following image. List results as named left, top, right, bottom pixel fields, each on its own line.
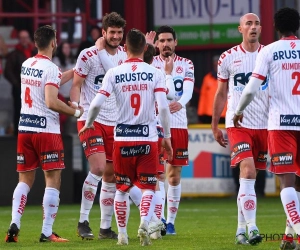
left=77, top=106, right=84, bottom=118
left=78, top=124, right=95, bottom=136
left=95, top=37, right=106, bottom=51
left=169, top=101, right=182, bottom=114
left=68, top=101, right=84, bottom=118
left=164, top=56, right=173, bottom=75
left=233, top=113, right=243, bottom=128
left=212, top=128, right=228, bottom=148
left=161, top=138, right=173, bottom=162
left=145, top=31, right=156, bottom=45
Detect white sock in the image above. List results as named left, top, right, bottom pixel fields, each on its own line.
left=153, top=191, right=163, bottom=219
left=166, top=183, right=181, bottom=225
left=129, top=185, right=142, bottom=208
left=140, top=190, right=155, bottom=223
left=285, top=219, right=295, bottom=236
left=159, top=181, right=166, bottom=220
left=114, top=190, right=130, bottom=234
left=79, top=172, right=101, bottom=222
left=239, top=178, right=258, bottom=233
left=42, top=188, right=60, bottom=237
left=11, top=182, right=30, bottom=229
left=281, top=187, right=300, bottom=235
left=100, top=181, right=116, bottom=229
left=236, top=182, right=247, bottom=236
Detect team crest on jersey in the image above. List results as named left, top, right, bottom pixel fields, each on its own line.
left=176, top=66, right=183, bottom=73
left=291, top=42, right=296, bottom=49
left=118, top=60, right=123, bottom=65
left=132, top=65, right=137, bottom=72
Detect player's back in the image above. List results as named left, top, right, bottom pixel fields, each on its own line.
left=105, top=58, right=165, bottom=141
left=19, top=55, right=61, bottom=134
left=254, top=38, right=300, bottom=130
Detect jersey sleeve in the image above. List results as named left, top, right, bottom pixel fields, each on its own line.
left=217, top=53, right=229, bottom=82
left=99, top=68, right=114, bottom=97
left=154, top=69, right=167, bottom=93
left=74, top=49, right=91, bottom=78
left=184, top=59, right=194, bottom=83
left=45, top=65, right=62, bottom=88
left=251, top=46, right=270, bottom=80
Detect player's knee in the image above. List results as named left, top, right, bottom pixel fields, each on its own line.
left=168, top=175, right=180, bottom=186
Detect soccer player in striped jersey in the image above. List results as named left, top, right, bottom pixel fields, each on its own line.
left=79, top=28, right=172, bottom=246
left=5, top=25, right=83, bottom=243
left=212, top=13, right=268, bottom=245
left=151, top=25, right=194, bottom=235
left=234, top=7, right=300, bottom=250
left=70, top=12, right=127, bottom=240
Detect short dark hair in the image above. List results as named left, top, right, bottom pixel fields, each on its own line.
left=144, top=44, right=156, bottom=64
left=156, top=25, right=176, bottom=40
left=34, top=25, right=56, bottom=50
left=126, top=29, right=146, bottom=55
left=274, top=7, right=300, bottom=34
left=102, top=12, right=126, bottom=31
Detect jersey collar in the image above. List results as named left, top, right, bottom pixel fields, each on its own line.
left=124, top=58, right=143, bottom=63
left=281, top=36, right=299, bottom=40
left=35, top=54, right=51, bottom=61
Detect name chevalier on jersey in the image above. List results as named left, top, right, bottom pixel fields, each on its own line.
left=21, top=66, right=43, bottom=87
left=115, top=72, right=153, bottom=92
left=273, top=50, right=300, bottom=70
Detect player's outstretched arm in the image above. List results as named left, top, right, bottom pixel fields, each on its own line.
left=60, top=69, right=74, bottom=85
left=45, top=85, right=83, bottom=117
left=234, top=76, right=264, bottom=117
left=156, top=91, right=173, bottom=161
left=96, top=37, right=115, bottom=72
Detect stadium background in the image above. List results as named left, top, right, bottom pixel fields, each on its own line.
left=0, top=0, right=298, bottom=205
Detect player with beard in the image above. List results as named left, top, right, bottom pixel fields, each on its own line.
left=70, top=12, right=127, bottom=240
left=151, top=25, right=194, bottom=235
left=5, top=25, right=83, bottom=243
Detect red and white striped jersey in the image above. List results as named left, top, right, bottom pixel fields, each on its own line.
left=218, top=44, right=269, bottom=129
left=251, top=37, right=300, bottom=131
left=74, top=45, right=126, bottom=126
left=100, top=58, right=166, bottom=141
left=152, top=54, right=194, bottom=128
left=19, top=54, right=62, bottom=133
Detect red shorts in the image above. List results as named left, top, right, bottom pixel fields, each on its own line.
left=169, top=128, right=189, bottom=166
left=113, top=141, right=158, bottom=192
left=77, top=121, right=114, bottom=161
left=227, top=127, right=268, bottom=170
left=17, top=132, right=65, bottom=172
left=157, top=126, right=165, bottom=174
left=268, top=130, right=300, bottom=174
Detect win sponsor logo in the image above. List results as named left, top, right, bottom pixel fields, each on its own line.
left=175, top=149, right=188, bottom=159
left=40, top=151, right=60, bottom=163
left=271, top=153, right=293, bottom=166
left=88, top=136, right=104, bottom=147
left=231, top=142, right=251, bottom=159
left=17, top=153, right=25, bottom=164
left=139, top=173, right=156, bottom=185
left=115, top=173, right=131, bottom=186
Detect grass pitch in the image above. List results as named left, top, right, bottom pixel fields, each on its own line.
left=0, top=197, right=288, bottom=249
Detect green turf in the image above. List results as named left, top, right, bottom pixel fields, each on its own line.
left=0, top=197, right=289, bottom=249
